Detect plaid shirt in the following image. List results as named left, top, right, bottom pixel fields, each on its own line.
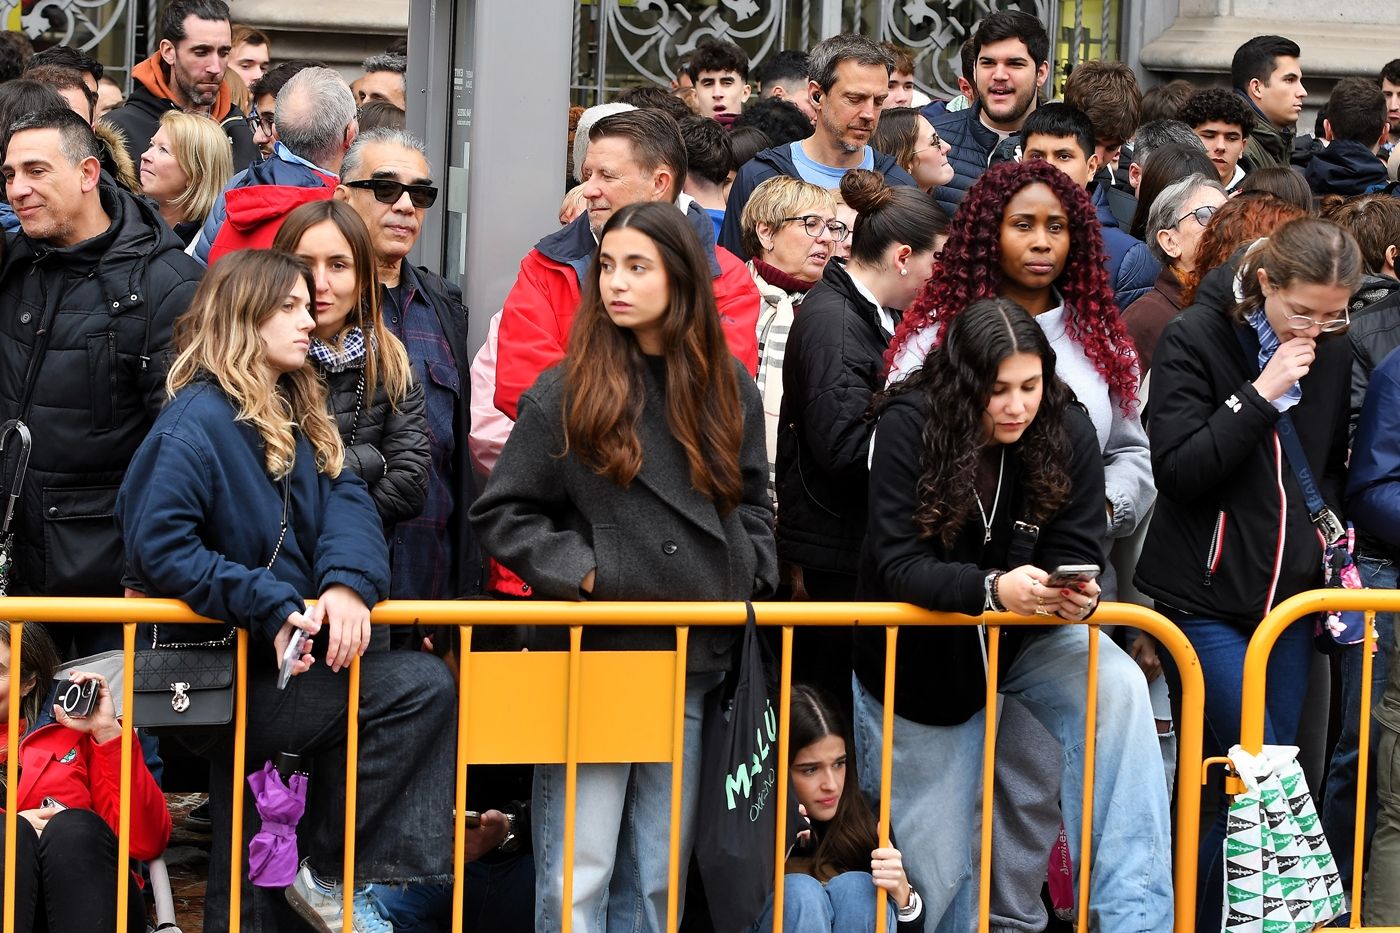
left=383, top=277, right=458, bottom=598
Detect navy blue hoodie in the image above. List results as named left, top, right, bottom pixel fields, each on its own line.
left=1304, top=139, right=1390, bottom=196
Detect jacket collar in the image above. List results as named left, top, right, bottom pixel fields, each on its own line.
left=536, top=198, right=725, bottom=286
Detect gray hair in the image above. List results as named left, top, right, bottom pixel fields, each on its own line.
left=1131, top=119, right=1205, bottom=170
left=341, top=127, right=428, bottom=181
left=1146, top=173, right=1227, bottom=266
left=807, top=34, right=893, bottom=92
left=362, top=53, right=407, bottom=75
left=275, top=67, right=358, bottom=167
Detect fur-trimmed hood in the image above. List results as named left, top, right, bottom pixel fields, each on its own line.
left=95, top=121, right=140, bottom=194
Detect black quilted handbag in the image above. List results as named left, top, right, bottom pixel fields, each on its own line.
left=131, top=475, right=290, bottom=733
left=132, top=631, right=235, bottom=730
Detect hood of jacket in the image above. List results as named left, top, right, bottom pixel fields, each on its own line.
left=1351, top=273, right=1400, bottom=314
left=1305, top=139, right=1390, bottom=195
left=130, top=52, right=236, bottom=122
left=3, top=178, right=184, bottom=302
left=94, top=121, right=140, bottom=194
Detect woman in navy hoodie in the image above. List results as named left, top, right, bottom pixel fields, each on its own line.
left=116, top=250, right=456, bottom=933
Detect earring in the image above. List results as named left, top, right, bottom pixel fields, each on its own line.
left=900, top=268, right=908, bottom=276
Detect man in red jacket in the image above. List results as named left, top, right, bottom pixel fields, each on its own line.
left=489, top=107, right=760, bottom=597
left=494, top=108, right=759, bottom=422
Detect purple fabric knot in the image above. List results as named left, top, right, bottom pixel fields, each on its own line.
left=247, top=760, right=308, bottom=887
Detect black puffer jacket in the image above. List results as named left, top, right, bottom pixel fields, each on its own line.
left=314, top=361, right=430, bottom=528
left=1135, top=258, right=1350, bottom=626
left=775, top=259, right=894, bottom=575
left=0, top=180, right=204, bottom=596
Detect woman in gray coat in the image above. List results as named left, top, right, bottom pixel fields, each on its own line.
left=471, top=201, right=777, bottom=933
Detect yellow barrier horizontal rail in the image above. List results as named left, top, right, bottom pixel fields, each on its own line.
left=1, top=598, right=1204, bottom=933
left=1241, top=588, right=1400, bottom=930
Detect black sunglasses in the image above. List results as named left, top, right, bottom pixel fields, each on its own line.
left=344, top=178, right=439, bottom=209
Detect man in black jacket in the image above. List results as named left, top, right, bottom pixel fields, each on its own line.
left=335, top=127, right=480, bottom=601
left=719, top=33, right=916, bottom=259
left=101, top=0, right=257, bottom=172
left=924, top=10, right=1050, bottom=216
left=0, top=107, right=203, bottom=653
left=1305, top=77, right=1392, bottom=197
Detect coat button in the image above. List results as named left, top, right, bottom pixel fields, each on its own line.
left=19, top=312, right=29, bottom=323
left=47, top=506, right=59, bottom=517
left=521, top=583, right=531, bottom=594
left=662, top=541, right=678, bottom=555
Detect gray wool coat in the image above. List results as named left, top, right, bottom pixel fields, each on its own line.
left=469, top=358, right=778, bottom=672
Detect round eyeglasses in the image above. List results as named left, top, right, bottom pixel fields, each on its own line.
left=781, top=214, right=850, bottom=242
left=1174, top=204, right=1219, bottom=228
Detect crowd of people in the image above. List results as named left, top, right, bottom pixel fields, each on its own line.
left=2, top=2, right=1400, bottom=932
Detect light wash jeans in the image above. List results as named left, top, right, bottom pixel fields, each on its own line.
left=532, top=671, right=722, bottom=933
left=852, top=626, right=1173, bottom=933
left=746, top=872, right=897, bottom=932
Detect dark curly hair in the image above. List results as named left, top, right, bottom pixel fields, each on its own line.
left=886, top=159, right=1138, bottom=412
left=877, top=298, right=1075, bottom=548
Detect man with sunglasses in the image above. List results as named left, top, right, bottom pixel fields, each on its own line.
left=192, top=66, right=357, bottom=264
left=335, top=127, right=481, bottom=607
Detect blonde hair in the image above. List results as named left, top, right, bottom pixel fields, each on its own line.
left=159, top=111, right=234, bottom=226
left=739, top=175, right=838, bottom=260
left=167, top=250, right=344, bottom=479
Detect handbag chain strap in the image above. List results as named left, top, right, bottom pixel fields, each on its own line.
left=152, top=474, right=291, bottom=649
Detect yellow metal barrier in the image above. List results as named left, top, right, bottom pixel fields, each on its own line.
left=1, top=598, right=1204, bottom=933
left=1239, top=589, right=1400, bottom=932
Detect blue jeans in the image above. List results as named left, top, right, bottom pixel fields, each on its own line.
left=852, top=626, right=1172, bottom=933
left=1161, top=611, right=1313, bottom=933
left=746, top=872, right=897, bottom=932
left=1322, top=555, right=1395, bottom=887
left=532, top=671, right=721, bottom=933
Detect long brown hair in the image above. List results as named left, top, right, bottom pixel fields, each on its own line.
left=272, top=200, right=413, bottom=407
left=788, top=684, right=878, bottom=881
left=0, top=621, right=59, bottom=727
left=167, top=250, right=344, bottom=478
left=564, top=202, right=744, bottom=514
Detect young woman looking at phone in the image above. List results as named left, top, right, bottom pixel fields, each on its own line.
left=854, top=298, right=1171, bottom=932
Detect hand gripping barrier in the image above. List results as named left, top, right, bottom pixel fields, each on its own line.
left=0, top=598, right=1205, bottom=933
left=1231, top=588, right=1400, bottom=932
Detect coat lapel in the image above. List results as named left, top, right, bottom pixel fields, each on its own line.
left=630, top=366, right=727, bottom=543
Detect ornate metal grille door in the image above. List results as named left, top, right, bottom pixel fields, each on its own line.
left=1, top=0, right=139, bottom=86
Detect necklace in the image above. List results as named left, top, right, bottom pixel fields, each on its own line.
left=974, top=448, right=1006, bottom=546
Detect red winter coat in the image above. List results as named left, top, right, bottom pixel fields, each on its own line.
left=4, top=721, right=171, bottom=863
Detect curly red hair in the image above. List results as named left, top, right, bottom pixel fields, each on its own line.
left=886, top=159, right=1138, bottom=410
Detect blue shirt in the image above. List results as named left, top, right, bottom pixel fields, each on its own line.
left=789, top=141, right=874, bottom=188
left=705, top=208, right=725, bottom=240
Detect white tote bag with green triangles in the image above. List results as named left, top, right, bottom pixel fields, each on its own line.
left=1222, top=745, right=1346, bottom=932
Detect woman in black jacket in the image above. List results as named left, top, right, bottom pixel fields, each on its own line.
left=1135, top=217, right=1362, bottom=930
left=853, top=298, right=1171, bottom=933
left=273, top=200, right=430, bottom=531
left=470, top=202, right=776, bottom=933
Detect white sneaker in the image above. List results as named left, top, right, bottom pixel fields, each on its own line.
left=285, top=860, right=394, bottom=933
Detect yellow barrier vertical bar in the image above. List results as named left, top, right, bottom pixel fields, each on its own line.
left=876, top=625, right=898, bottom=933
left=230, top=629, right=249, bottom=928
left=452, top=624, right=472, bottom=933
left=1149, top=614, right=1203, bottom=933
left=343, top=655, right=362, bottom=924
left=1352, top=610, right=1376, bottom=926
left=666, top=627, right=689, bottom=933
left=561, top=625, right=583, bottom=933
left=978, top=627, right=1001, bottom=933
left=1075, top=626, right=1101, bottom=933
left=116, top=621, right=136, bottom=925
left=4, top=620, right=23, bottom=933
left=773, top=625, right=794, bottom=933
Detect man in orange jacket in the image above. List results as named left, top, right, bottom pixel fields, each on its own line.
left=102, top=0, right=258, bottom=171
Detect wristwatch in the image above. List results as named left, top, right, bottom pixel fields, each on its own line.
left=497, top=810, right=519, bottom=853
left=897, top=888, right=923, bottom=921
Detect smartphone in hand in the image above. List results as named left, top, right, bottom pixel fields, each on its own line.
left=278, top=629, right=310, bottom=690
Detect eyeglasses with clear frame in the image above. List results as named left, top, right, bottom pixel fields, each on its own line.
left=781, top=214, right=850, bottom=242
left=1270, top=286, right=1351, bottom=334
